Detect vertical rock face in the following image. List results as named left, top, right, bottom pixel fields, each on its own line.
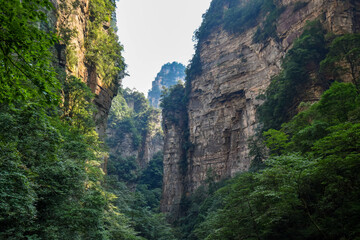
left=160, top=108, right=187, bottom=221
left=148, top=62, right=186, bottom=108
left=55, top=0, right=120, bottom=138
left=162, top=0, right=360, bottom=216
left=56, top=0, right=89, bottom=79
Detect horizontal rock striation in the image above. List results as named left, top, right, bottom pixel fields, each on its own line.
left=162, top=0, right=360, bottom=217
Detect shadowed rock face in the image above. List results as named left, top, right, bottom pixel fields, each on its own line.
left=160, top=106, right=187, bottom=221
left=161, top=0, right=360, bottom=218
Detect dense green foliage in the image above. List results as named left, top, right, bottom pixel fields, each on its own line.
left=176, top=80, right=360, bottom=240
left=320, top=33, right=360, bottom=89
left=106, top=89, right=177, bottom=239
left=107, top=89, right=153, bottom=185
left=160, top=83, right=187, bottom=126
left=0, top=0, right=59, bottom=105
left=0, top=0, right=141, bottom=239
left=258, top=21, right=328, bottom=131
left=176, top=179, right=228, bottom=240
left=106, top=173, right=177, bottom=240
left=107, top=88, right=153, bottom=151
left=258, top=24, right=360, bottom=132
left=106, top=150, right=177, bottom=240
left=86, top=0, right=125, bottom=86
left=176, top=25, right=360, bottom=239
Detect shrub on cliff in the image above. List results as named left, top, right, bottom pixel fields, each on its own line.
left=257, top=21, right=327, bottom=131
left=188, top=81, right=360, bottom=240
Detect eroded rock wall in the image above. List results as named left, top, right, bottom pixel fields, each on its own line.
left=162, top=0, right=360, bottom=216
left=55, top=0, right=120, bottom=138
left=160, top=110, right=187, bottom=221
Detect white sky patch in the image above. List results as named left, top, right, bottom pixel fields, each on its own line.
left=116, top=0, right=211, bottom=95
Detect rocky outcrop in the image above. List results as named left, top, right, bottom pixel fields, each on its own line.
left=161, top=0, right=360, bottom=217
left=55, top=0, right=121, bottom=138
left=148, top=62, right=186, bottom=108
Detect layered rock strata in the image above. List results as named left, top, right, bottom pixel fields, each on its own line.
left=160, top=108, right=187, bottom=221
left=162, top=0, right=360, bottom=217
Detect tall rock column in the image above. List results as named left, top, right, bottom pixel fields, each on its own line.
left=148, top=62, right=186, bottom=108
left=160, top=112, right=187, bottom=221
left=160, top=85, right=188, bottom=221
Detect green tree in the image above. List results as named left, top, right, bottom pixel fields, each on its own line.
left=0, top=0, right=138, bottom=239
left=0, top=0, right=59, bottom=105
left=258, top=21, right=327, bottom=130
left=320, top=34, right=360, bottom=89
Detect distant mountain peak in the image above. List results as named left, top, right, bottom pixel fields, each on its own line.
left=148, top=62, right=186, bottom=108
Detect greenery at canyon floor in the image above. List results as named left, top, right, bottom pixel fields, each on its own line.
left=1, top=0, right=360, bottom=240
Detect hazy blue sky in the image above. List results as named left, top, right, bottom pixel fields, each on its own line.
left=116, top=0, right=211, bottom=95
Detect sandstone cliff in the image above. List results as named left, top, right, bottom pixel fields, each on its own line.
left=55, top=0, right=122, bottom=138
left=161, top=0, right=360, bottom=218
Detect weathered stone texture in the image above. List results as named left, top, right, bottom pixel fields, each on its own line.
left=162, top=0, right=360, bottom=216
left=55, top=0, right=120, bottom=139
left=160, top=112, right=187, bottom=221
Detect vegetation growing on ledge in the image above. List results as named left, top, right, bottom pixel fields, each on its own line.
left=320, top=33, right=360, bottom=90
left=0, top=0, right=138, bottom=239
left=193, top=0, right=278, bottom=42
left=187, top=0, right=284, bottom=82
left=86, top=0, right=125, bottom=87
left=106, top=89, right=177, bottom=239
left=258, top=22, right=360, bottom=132
left=57, top=0, right=81, bottom=72
left=293, top=1, right=309, bottom=12
left=176, top=81, right=360, bottom=240
left=252, top=5, right=285, bottom=43
left=257, top=21, right=327, bottom=131
left=160, top=83, right=187, bottom=126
